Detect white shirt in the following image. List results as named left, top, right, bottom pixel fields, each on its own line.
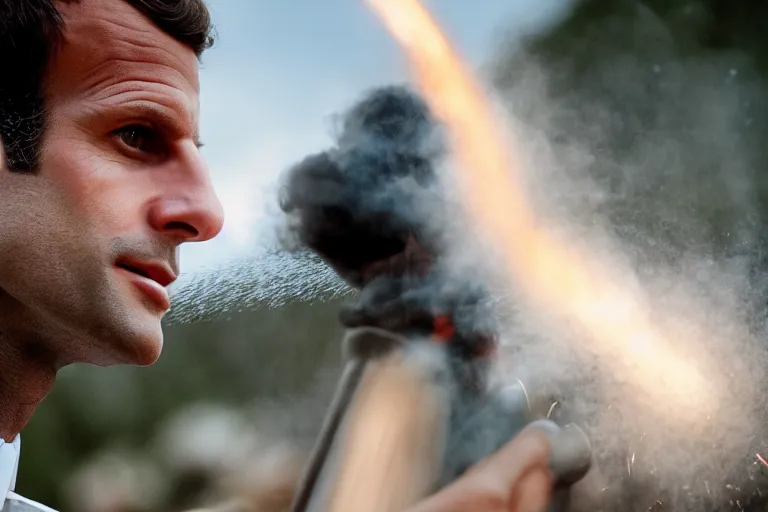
left=0, top=437, right=57, bottom=511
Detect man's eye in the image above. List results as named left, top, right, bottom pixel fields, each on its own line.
left=114, top=125, right=165, bottom=155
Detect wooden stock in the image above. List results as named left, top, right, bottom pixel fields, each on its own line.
left=304, top=348, right=449, bottom=512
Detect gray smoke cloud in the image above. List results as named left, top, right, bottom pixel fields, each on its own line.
left=479, top=3, right=768, bottom=511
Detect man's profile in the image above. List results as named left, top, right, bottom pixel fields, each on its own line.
left=0, top=1, right=560, bottom=510
left=0, top=0, right=223, bottom=508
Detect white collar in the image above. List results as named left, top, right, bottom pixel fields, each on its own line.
left=0, top=437, right=57, bottom=511
left=0, top=436, right=20, bottom=503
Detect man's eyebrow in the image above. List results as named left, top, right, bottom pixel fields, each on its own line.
left=88, top=98, right=198, bottom=141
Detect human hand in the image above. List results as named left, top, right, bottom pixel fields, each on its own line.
left=406, top=421, right=591, bottom=512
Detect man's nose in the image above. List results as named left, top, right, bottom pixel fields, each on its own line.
left=146, top=146, right=225, bottom=243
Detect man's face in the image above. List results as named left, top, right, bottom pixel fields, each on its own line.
left=0, top=0, right=224, bottom=366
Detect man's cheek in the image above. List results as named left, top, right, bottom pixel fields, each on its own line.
left=53, top=169, right=138, bottom=234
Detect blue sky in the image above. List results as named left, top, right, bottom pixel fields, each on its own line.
left=179, top=0, right=570, bottom=281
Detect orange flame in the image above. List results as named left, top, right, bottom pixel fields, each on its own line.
left=365, top=0, right=711, bottom=418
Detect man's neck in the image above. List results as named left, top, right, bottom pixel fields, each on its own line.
left=0, top=304, right=57, bottom=442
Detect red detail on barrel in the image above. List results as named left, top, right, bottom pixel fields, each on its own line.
left=432, top=315, right=455, bottom=342
left=432, top=315, right=499, bottom=359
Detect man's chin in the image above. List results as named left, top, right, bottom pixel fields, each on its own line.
left=18, top=279, right=168, bottom=367
left=82, top=311, right=166, bottom=367
left=113, top=288, right=168, bottom=365
left=122, top=317, right=165, bottom=366
left=129, top=334, right=164, bottom=367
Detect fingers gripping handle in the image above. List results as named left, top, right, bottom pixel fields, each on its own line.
left=293, top=327, right=593, bottom=512
left=527, top=420, right=593, bottom=512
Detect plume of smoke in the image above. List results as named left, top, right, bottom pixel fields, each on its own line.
left=479, top=4, right=768, bottom=511
left=273, top=84, right=503, bottom=358
left=275, top=85, right=450, bottom=283
left=273, top=85, right=535, bottom=486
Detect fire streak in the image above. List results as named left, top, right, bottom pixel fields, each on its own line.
left=364, top=0, right=711, bottom=417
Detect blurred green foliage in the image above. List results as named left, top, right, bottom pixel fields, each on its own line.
left=17, top=299, right=347, bottom=509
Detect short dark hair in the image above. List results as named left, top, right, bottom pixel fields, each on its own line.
left=0, top=0, right=215, bottom=172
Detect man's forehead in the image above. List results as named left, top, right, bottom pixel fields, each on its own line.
left=52, top=0, right=201, bottom=100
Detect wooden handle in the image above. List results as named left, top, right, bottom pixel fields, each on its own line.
left=307, top=348, right=449, bottom=512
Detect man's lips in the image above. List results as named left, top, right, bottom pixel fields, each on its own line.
left=115, top=257, right=177, bottom=312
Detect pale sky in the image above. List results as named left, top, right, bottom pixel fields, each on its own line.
left=179, top=0, right=571, bottom=284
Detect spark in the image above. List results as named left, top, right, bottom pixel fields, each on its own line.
left=516, top=378, right=531, bottom=413
left=546, top=401, right=558, bottom=419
